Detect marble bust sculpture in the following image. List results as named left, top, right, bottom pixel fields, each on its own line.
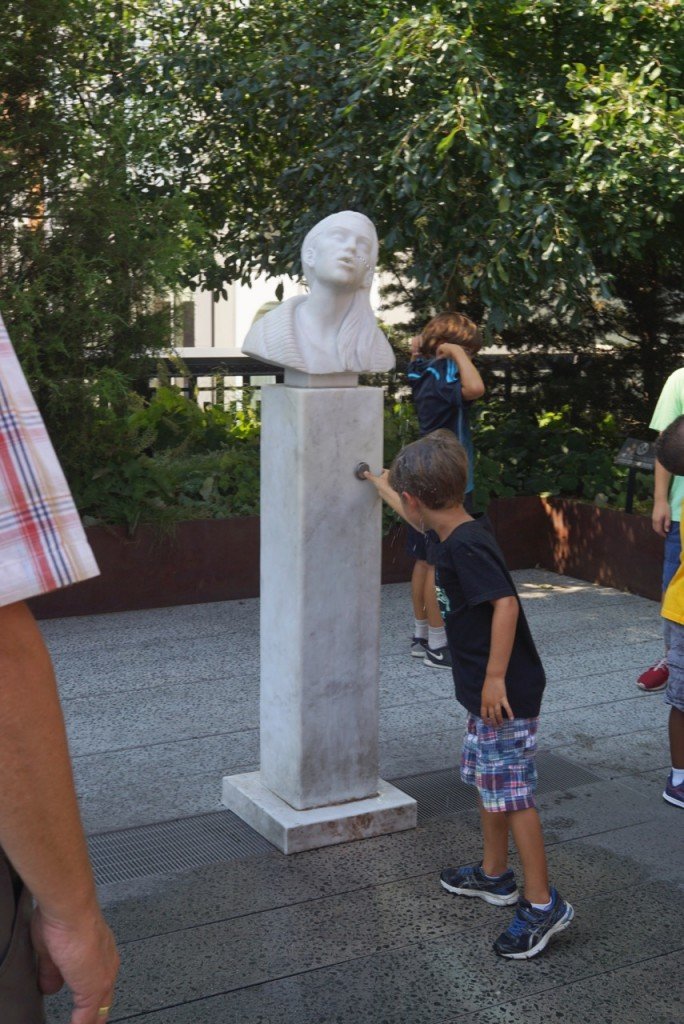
left=243, top=211, right=395, bottom=375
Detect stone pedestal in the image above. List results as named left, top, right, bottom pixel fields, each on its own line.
left=222, top=383, right=416, bottom=852
left=222, top=774, right=417, bottom=855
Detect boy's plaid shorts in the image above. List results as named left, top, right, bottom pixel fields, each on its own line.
left=460, top=713, right=539, bottom=813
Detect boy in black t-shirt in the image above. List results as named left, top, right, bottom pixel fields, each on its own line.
left=364, top=430, right=573, bottom=959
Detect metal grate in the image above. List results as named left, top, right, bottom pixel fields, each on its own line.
left=390, top=751, right=600, bottom=825
left=87, top=752, right=600, bottom=886
left=88, top=810, right=276, bottom=886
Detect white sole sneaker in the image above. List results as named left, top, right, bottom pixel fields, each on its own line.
left=423, top=652, right=452, bottom=670
left=440, top=878, right=519, bottom=906
left=498, top=903, right=575, bottom=959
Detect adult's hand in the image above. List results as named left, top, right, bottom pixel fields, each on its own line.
left=652, top=497, right=671, bottom=537
left=31, top=904, right=119, bottom=1024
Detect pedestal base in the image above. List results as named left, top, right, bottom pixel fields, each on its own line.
left=222, top=772, right=417, bottom=855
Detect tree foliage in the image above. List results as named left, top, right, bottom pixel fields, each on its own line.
left=1, top=0, right=682, bottom=512
left=145, top=0, right=683, bottom=420
left=0, top=0, right=200, bottom=484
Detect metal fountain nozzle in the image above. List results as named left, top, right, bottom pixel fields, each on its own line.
left=354, top=461, right=371, bottom=480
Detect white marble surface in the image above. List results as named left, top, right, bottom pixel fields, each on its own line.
left=257, top=384, right=384, bottom=810
left=242, top=212, right=395, bottom=375
left=283, top=369, right=359, bottom=389
left=222, top=772, right=417, bottom=854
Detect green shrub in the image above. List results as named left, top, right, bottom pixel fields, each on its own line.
left=472, top=404, right=652, bottom=513
left=74, top=384, right=652, bottom=534
left=76, top=385, right=260, bottom=533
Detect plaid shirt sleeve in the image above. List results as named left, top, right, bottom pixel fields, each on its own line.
left=0, top=312, right=99, bottom=606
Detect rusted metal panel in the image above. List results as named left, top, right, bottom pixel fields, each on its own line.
left=28, top=500, right=663, bottom=620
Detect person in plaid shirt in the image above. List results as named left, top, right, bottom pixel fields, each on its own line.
left=0, top=312, right=119, bottom=1023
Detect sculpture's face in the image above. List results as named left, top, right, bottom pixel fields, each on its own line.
left=309, top=222, right=374, bottom=290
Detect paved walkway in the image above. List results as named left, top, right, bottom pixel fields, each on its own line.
left=43, top=572, right=682, bottom=1023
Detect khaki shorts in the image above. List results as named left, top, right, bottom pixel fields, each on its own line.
left=0, top=853, right=44, bottom=1024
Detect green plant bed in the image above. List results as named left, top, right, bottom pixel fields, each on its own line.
left=73, top=385, right=653, bottom=534
left=75, top=385, right=261, bottom=533
left=471, top=404, right=653, bottom=515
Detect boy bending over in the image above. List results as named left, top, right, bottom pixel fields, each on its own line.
left=365, top=430, right=573, bottom=958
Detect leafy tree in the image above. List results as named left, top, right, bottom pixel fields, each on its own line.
left=0, top=0, right=201, bottom=488
left=2, top=0, right=681, bottom=524
left=147, top=0, right=683, bottom=424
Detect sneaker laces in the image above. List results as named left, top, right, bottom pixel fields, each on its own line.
left=507, top=895, right=553, bottom=936
left=653, top=656, right=668, bottom=670
left=506, top=906, right=532, bottom=937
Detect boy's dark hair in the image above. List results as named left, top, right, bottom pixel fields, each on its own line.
left=389, top=429, right=467, bottom=509
left=656, top=415, right=684, bottom=477
left=420, top=312, right=483, bottom=358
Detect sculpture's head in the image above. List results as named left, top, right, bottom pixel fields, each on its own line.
left=301, top=211, right=378, bottom=292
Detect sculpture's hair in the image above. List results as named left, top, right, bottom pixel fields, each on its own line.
left=420, top=312, right=483, bottom=358
left=656, top=415, right=684, bottom=478
left=300, top=211, right=382, bottom=372
left=389, top=430, right=467, bottom=510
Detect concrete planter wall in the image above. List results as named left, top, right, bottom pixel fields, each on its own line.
left=29, top=497, right=663, bottom=620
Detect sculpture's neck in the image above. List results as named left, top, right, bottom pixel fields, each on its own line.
left=298, top=286, right=354, bottom=347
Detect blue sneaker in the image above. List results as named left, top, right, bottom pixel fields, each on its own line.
left=440, top=863, right=519, bottom=906
left=663, top=771, right=684, bottom=808
left=494, top=888, right=574, bottom=959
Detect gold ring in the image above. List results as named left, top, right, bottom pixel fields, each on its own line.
left=98, top=1009, right=111, bottom=1018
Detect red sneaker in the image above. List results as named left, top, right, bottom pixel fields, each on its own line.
left=636, top=657, right=669, bottom=692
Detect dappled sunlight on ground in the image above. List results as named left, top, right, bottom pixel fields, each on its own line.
left=518, top=581, right=589, bottom=598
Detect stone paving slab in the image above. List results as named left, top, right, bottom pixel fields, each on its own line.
left=96, top=786, right=654, bottom=946
left=447, top=952, right=680, bottom=1024
left=42, top=571, right=684, bottom=1023
left=65, top=686, right=259, bottom=756
left=542, top=638, right=664, bottom=685
left=552, top=722, right=670, bottom=769
left=53, top=576, right=667, bottom=826
left=113, top=955, right=683, bottom=1024
left=49, top=879, right=681, bottom=1023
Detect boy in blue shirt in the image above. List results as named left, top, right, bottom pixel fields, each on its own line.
left=364, top=431, right=573, bottom=958
left=406, top=313, right=485, bottom=669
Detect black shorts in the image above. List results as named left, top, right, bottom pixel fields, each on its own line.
left=405, top=524, right=440, bottom=565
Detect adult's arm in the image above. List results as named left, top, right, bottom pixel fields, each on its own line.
left=0, top=601, right=119, bottom=1024
left=652, top=458, right=672, bottom=538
